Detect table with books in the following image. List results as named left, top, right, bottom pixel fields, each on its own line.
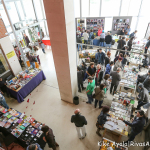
left=0, top=105, right=46, bottom=148
left=103, top=100, right=132, bottom=142
left=7, top=68, right=46, bottom=103
left=79, top=50, right=97, bottom=59
left=99, top=137, right=128, bottom=150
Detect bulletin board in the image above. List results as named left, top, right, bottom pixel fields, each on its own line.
left=145, top=23, right=150, bottom=39
left=111, top=16, right=132, bottom=35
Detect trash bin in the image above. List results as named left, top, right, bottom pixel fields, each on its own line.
left=73, top=96, right=79, bottom=105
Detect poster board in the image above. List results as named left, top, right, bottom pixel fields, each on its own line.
left=145, top=23, right=150, bottom=39
left=111, top=16, right=132, bottom=35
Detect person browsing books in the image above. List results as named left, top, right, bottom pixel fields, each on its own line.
left=26, top=143, right=42, bottom=150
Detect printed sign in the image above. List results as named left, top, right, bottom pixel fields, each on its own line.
left=6, top=51, right=15, bottom=59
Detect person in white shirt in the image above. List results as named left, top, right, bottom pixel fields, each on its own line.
left=83, top=30, right=89, bottom=49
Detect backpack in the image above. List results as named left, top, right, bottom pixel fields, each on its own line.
left=91, top=34, right=94, bottom=39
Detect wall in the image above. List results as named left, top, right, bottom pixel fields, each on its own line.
left=0, top=15, right=7, bottom=39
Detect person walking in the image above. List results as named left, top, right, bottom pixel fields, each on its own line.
left=94, top=84, right=105, bottom=108
left=99, top=30, right=105, bottom=47
left=136, top=83, right=149, bottom=110
left=86, top=62, right=96, bottom=77
left=71, top=109, right=87, bottom=139
left=115, top=37, right=126, bottom=57
left=26, top=52, right=36, bottom=69
left=40, top=41, right=46, bottom=53
left=95, top=49, right=105, bottom=65
left=105, top=61, right=114, bottom=75
left=83, top=30, right=89, bottom=49
left=119, top=110, right=145, bottom=144
left=105, top=32, right=112, bottom=52
left=86, top=76, right=95, bottom=104
left=41, top=125, right=59, bottom=150
left=26, top=143, right=42, bottom=150
left=110, top=68, right=121, bottom=95
left=113, top=58, right=123, bottom=71
left=0, top=91, right=9, bottom=109
left=96, top=106, right=111, bottom=136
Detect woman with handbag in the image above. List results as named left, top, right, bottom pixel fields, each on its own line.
left=96, top=106, right=111, bottom=136
left=94, top=84, right=105, bottom=108
left=26, top=52, right=36, bottom=69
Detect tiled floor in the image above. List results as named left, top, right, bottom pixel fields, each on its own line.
left=5, top=46, right=146, bottom=150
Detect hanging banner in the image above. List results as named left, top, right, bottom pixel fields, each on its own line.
left=6, top=51, right=15, bottom=59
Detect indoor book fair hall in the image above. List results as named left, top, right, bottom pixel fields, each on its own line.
left=0, top=0, right=150, bottom=150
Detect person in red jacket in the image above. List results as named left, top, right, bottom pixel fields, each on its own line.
left=98, top=27, right=102, bottom=36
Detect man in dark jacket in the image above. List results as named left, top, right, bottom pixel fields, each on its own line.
left=115, top=37, right=126, bottom=57
left=95, top=49, right=105, bottom=65
left=110, top=68, right=121, bottom=95
left=145, top=36, right=150, bottom=53
left=77, top=67, right=85, bottom=92
left=136, top=83, right=149, bottom=110
left=143, top=70, right=150, bottom=92
left=137, top=71, right=149, bottom=86
left=86, top=62, right=96, bottom=77
left=120, top=110, right=145, bottom=144
left=105, top=32, right=112, bottom=52
left=71, top=109, right=87, bottom=139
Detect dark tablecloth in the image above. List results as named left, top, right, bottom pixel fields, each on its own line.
left=7, top=71, right=46, bottom=103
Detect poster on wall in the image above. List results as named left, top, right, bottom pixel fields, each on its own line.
left=86, top=18, right=105, bottom=33
left=145, top=23, right=150, bottom=39
left=77, top=19, right=85, bottom=32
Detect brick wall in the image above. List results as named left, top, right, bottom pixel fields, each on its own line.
left=0, top=15, right=7, bottom=39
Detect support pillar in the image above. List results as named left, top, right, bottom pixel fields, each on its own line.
left=43, top=0, right=77, bottom=103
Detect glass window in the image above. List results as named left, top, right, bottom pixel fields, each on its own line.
left=7, top=2, right=19, bottom=24
left=128, top=0, right=141, bottom=16
left=90, top=0, right=100, bottom=17
left=74, top=0, right=80, bottom=18
left=0, top=49, right=9, bottom=75
left=0, top=4, right=10, bottom=26
left=15, top=1, right=25, bottom=20
left=140, top=0, right=150, bottom=17
left=33, top=0, right=43, bottom=19
left=104, top=18, right=113, bottom=32
left=101, top=0, right=121, bottom=16
left=82, top=0, right=89, bottom=17
left=22, top=0, right=36, bottom=20
left=130, top=17, right=137, bottom=33
left=120, top=0, right=130, bottom=16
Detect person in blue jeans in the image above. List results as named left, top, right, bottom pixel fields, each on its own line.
left=26, top=52, right=36, bottom=69
left=99, top=30, right=105, bottom=47
left=105, top=32, right=112, bottom=52
left=86, top=76, right=95, bottom=104
left=26, top=143, right=42, bottom=150
left=0, top=92, right=9, bottom=109
left=94, top=84, right=105, bottom=108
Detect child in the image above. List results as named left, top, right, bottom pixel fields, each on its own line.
left=122, top=54, right=127, bottom=69
left=96, top=106, right=111, bottom=136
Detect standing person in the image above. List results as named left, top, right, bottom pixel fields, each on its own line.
left=105, top=32, right=112, bottom=52
left=125, top=25, right=131, bottom=35
left=89, top=29, right=94, bottom=49
left=40, top=41, right=46, bottom=54
left=23, top=34, right=30, bottom=46
left=136, top=84, right=149, bottom=110
left=145, top=36, right=150, bottom=54
left=26, top=143, right=42, bottom=150
left=129, top=30, right=137, bottom=38
left=77, top=67, right=85, bottom=92
left=0, top=78, right=9, bottom=97
left=114, top=53, right=123, bottom=63
left=77, top=34, right=83, bottom=51
left=94, top=84, right=105, bottom=108
left=0, top=92, right=9, bottom=109
left=14, top=46, right=23, bottom=67
left=113, top=58, right=123, bottom=71
left=95, top=64, right=101, bottom=86
left=41, top=125, right=59, bottom=150
left=127, top=36, right=134, bottom=51
left=119, top=110, right=145, bottom=144
left=95, top=49, right=105, bottom=65
left=122, top=55, right=127, bottom=69
left=83, top=30, right=89, bottom=49
left=121, top=45, right=129, bottom=56
left=99, top=30, right=105, bottom=47
left=143, top=69, right=150, bottom=92
left=26, top=52, right=36, bottom=69
left=110, top=68, right=121, bottom=95
left=86, top=76, right=95, bottom=104
left=120, top=28, right=125, bottom=35
left=96, top=106, right=111, bottom=136
left=71, top=109, right=87, bottom=139
left=98, top=27, right=102, bottom=36
left=115, top=37, right=126, bottom=57
left=103, top=74, right=110, bottom=91
left=86, top=62, right=96, bottom=77
left=105, top=51, right=111, bottom=67
left=105, top=61, right=114, bottom=75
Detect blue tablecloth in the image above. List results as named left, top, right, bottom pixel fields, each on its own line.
left=93, top=39, right=100, bottom=46
left=8, top=71, right=46, bottom=103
